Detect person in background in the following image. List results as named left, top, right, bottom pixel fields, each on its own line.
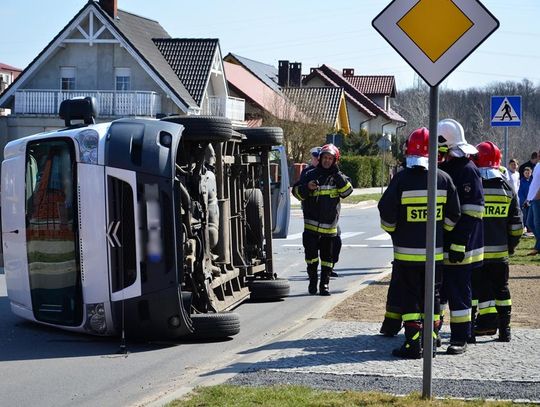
left=519, top=167, right=533, bottom=236
left=525, top=153, right=540, bottom=255
left=519, top=152, right=538, bottom=178
left=292, top=144, right=352, bottom=295
left=507, top=158, right=520, bottom=193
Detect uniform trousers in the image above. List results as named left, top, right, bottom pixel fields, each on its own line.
left=472, top=261, right=511, bottom=329
left=442, top=266, right=474, bottom=342
left=303, top=231, right=334, bottom=273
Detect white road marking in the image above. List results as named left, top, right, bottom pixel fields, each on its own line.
left=284, top=232, right=303, bottom=240
left=366, top=233, right=391, bottom=241
left=340, top=232, right=364, bottom=240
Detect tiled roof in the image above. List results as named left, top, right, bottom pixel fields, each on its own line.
left=105, top=7, right=198, bottom=109
left=224, top=53, right=281, bottom=93
left=283, top=87, right=343, bottom=126
left=0, top=63, right=22, bottom=72
left=154, top=39, right=219, bottom=105
left=346, top=76, right=396, bottom=97
left=303, top=65, right=405, bottom=123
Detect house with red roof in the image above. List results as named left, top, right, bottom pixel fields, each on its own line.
left=0, top=62, right=22, bottom=116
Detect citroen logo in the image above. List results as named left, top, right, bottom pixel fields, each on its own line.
left=106, top=221, right=122, bottom=248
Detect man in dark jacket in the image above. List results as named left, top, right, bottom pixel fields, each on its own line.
left=379, top=127, right=461, bottom=358
left=438, top=119, right=485, bottom=355
left=292, top=144, right=352, bottom=295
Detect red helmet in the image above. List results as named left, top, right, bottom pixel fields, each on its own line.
left=474, top=141, right=501, bottom=168
left=320, top=143, right=340, bottom=163
left=405, top=127, right=429, bottom=157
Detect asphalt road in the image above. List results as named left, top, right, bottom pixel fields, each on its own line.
left=0, top=204, right=392, bottom=407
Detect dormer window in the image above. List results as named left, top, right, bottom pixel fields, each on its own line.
left=115, top=68, right=131, bottom=91
left=60, top=67, right=76, bottom=90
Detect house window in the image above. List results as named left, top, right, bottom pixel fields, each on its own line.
left=115, top=68, right=131, bottom=91
left=60, top=67, right=76, bottom=90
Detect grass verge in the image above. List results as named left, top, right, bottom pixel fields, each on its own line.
left=509, top=237, right=540, bottom=266
left=168, top=384, right=535, bottom=406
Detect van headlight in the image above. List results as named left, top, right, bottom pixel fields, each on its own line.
left=76, top=129, right=99, bottom=164
left=86, top=303, right=107, bottom=334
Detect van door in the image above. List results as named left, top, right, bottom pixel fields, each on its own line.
left=2, top=149, right=32, bottom=311
left=270, top=145, right=290, bottom=238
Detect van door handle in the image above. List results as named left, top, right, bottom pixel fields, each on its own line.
left=7, top=229, right=19, bottom=234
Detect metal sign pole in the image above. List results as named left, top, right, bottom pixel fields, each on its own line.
left=423, top=85, right=439, bottom=399
left=504, top=126, right=509, bottom=168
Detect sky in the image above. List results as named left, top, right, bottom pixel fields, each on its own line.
left=1, top=0, right=539, bottom=91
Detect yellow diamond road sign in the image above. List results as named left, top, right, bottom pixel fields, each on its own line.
left=373, top=0, right=499, bottom=87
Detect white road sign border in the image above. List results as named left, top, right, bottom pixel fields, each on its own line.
left=372, top=0, right=499, bottom=86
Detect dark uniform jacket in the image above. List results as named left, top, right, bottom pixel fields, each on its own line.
left=439, top=157, right=485, bottom=267
left=378, top=166, right=461, bottom=266
left=482, top=176, right=523, bottom=263
left=292, top=164, right=352, bottom=236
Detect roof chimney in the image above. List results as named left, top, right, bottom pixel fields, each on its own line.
left=289, top=62, right=302, bottom=87
left=342, top=68, right=354, bottom=77
left=99, top=0, right=118, bottom=19
left=278, top=60, right=290, bottom=87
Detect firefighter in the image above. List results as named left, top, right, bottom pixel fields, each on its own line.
left=471, top=141, right=523, bottom=342
left=438, top=118, right=485, bottom=355
left=292, top=144, right=352, bottom=295
left=378, top=128, right=461, bottom=358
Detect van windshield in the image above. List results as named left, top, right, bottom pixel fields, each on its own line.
left=25, top=139, right=83, bottom=326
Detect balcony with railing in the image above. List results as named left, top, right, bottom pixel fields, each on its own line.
left=202, top=96, right=245, bottom=123
left=13, top=90, right=161, bottom=117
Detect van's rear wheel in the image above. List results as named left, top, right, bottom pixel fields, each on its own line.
left=189, top=312, right=240, bottom=339
left=235, top=127, right=284, bottom=147
left=249, top=278, right=290, bottom=301
left=162, top=116, right=232, bottom=142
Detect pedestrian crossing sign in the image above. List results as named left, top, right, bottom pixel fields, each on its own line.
left=491, top=96, right=521, bottom=127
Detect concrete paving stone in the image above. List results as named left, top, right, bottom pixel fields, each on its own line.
left=243, top=321, right=540, bottom=383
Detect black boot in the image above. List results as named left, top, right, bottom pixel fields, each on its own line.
left=392, top=321, right=422, bottom=359
left=319, top=269, right=331, bottom=296
left=307, top=269, right=318, bottom=295
left=380, top=316, right=402, bottom=337
left=446, top=341, right=467, bottom=355
left=497, top=307, right=511, bottom=342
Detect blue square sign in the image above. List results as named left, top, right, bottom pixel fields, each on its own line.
left=491, top=96, right=521, bottom=127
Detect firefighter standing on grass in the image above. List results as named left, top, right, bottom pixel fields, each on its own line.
left=378, top=128, right=461, bottom=359
left=438, top=119, right=485, bottom=355
left=471, top=141, right=523, bottom=342
left=292, top=144, right=352, bottom=296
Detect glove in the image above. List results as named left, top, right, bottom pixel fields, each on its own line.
left=448, top=243, right=466, bottom=263
left=448, top=250, right=465, bottom=263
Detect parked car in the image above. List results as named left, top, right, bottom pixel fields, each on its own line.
left=1, top=97, right=290, bottom=340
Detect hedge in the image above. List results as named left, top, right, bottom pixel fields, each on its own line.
left=340, top=155, right=387, bottom=188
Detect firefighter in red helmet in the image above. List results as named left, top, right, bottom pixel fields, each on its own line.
left=378, top=128, right=461, bottom=358
left=292, top=144, right=352, bottom=295
left=471, top=141, right=522, bottom=342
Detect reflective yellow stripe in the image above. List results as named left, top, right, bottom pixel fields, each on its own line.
left=444, top=253, right=484, bottom=266
left=484, top=251, right=508, bottom=259
left=395, top=252, right=444, bottom=262
left=401, top=196, right=447, bottom=204
left=321, top=260, right=333, bottom=268
left=312, top=189, right=339, bottom=197
left=450, top=244, right=466, bottom=252
left=412, top=332, right=420, bottom=341
left=402, top=313, right=422, bottom=322
left=306, top=258, right=319, bottom=264
left=495, top=299, right=512, bottom=306
left=510, top=229, right=523, bottom=236
left=338, top=182, right=352, bottom=194
left=304, top=224, right=337, bottom=234
left=406, top=205, right=443, bottom=222
left=450, top=315, right=471, bottom=323
left=472, top=299, right=478, bottom=306
left=463, top=210, right=484, bottom=219
left=385, top=311, right=401, bottom=320
left=479, top=306, right=497, bottom=315
left=381, top=223, right=396, bottom=233
left=484, top=195, right=512, bottom=203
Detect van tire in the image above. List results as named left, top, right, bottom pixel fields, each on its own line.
left=235, top=127, right=283, bottom=147
left=189, top=312, right=240, bottom=339
left=249, top=278, right=290, bottom=301
left=245, top=188, right=264, bottom=246
left=162, top=116, right=232, bottom=142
